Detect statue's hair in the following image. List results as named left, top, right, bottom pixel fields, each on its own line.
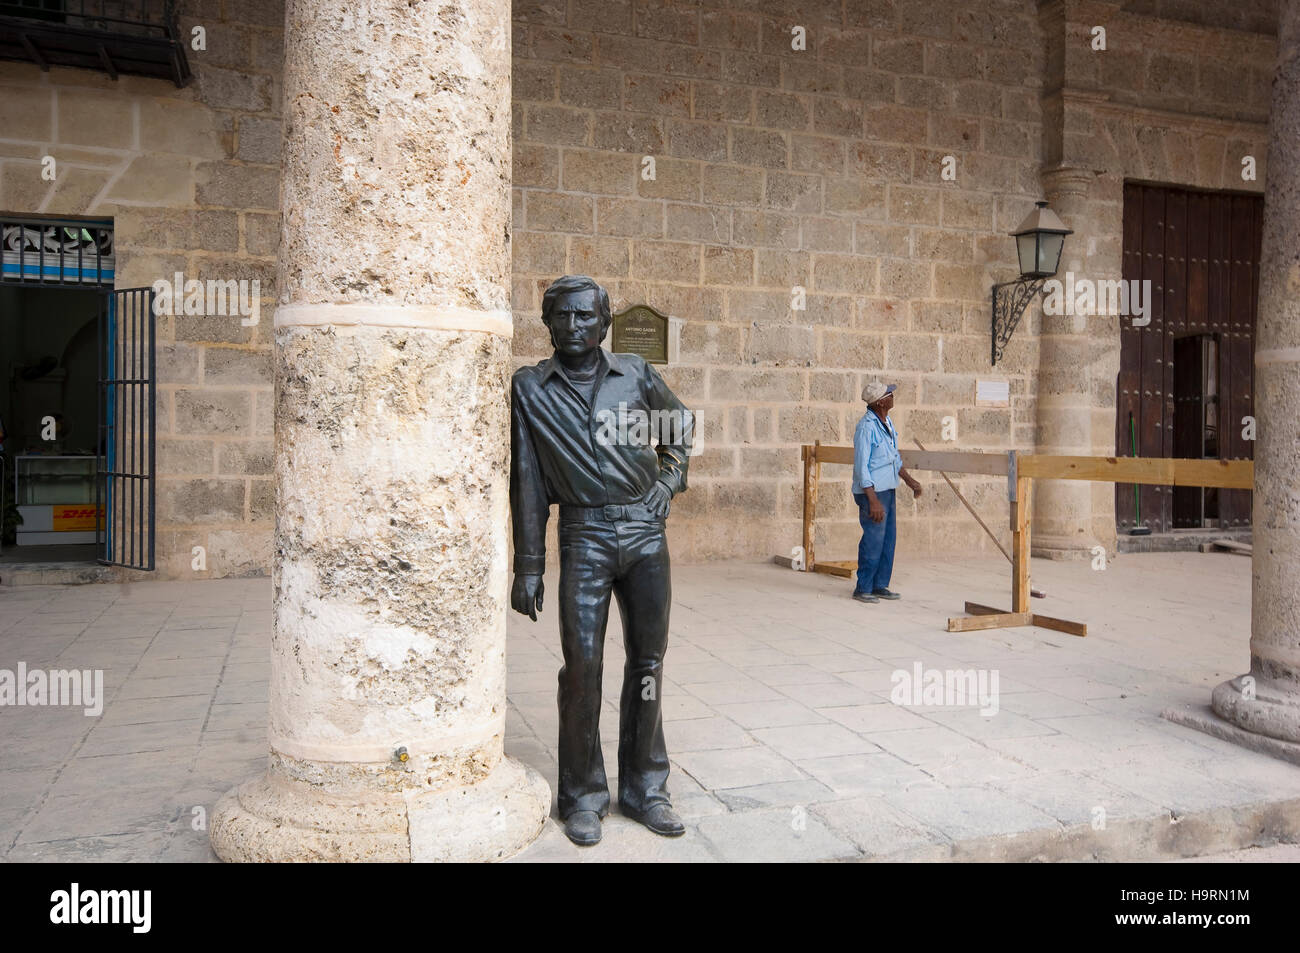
left=541, top=275, right=612, bottom=326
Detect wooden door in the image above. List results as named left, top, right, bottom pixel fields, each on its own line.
left=1117, top=184, right=1260, bottom=532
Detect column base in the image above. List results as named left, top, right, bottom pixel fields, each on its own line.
left=1029, top=532, right=1105, bottom=561
left=1212, top=675, right=1300, bottom=746
left=209, top=756, right=550, bottom=863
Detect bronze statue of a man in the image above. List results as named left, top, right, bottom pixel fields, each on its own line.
left=510, top=275, right=692, bottom=847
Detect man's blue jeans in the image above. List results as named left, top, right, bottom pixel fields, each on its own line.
left=853, top=488, right=896, bottom=594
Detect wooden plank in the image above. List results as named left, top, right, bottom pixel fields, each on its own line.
left=899, top=449, right=1010, bottom=476
left=1166, top=458, right=1254, bottom=490
left=948, top=612, right=1031, bottom=632
left=798, top=446, right=1012, bottom=476
left=802, top=444, right=853, bottom=466
left=801, top=443, right=816, bottom=569
left=811, top=561, right=853, bottom=579
left=1030, top=614, right=1088, bottom=637
left=1011, top=475, right=1031, bottom=613
left=1017, top=455, right=1253, bottom=489
left=958, top=601, right=1086, bottom=637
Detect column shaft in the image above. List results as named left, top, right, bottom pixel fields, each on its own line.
left=210, top=0, right=549, bottom=862
left=1212, top=0, right=1300, bottom=743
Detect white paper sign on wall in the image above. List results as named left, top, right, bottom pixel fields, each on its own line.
left=975, top=379, right=1010, bottom=407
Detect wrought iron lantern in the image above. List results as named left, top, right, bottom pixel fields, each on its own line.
left=991, top=201, right=1072, bottom=365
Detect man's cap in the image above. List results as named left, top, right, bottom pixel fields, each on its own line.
left=861, top=380, right=897, bottom=405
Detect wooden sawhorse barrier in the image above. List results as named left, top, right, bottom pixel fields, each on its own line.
left=797, top=442, right=1254, bottom=637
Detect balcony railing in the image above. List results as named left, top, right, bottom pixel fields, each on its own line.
left=0, top=0, right=191, bottom=86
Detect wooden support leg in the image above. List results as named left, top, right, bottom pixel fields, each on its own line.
left=1029, top=614, right=1088, bottom=637
left=1011, top=474, right=1032, bottom=614
left=802, top=442, right=818, bottom=571
left=948, top=612, right=1032, bottom=631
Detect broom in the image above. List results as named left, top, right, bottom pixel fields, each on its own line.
left=1128, top=413, right=1151, bottom=536
left=914, top=438, right=1046, bottom=598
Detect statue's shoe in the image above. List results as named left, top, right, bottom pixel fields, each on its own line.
left=622, top=802, right=686, bottom=837
left=563, top=810, right=603, bottom=846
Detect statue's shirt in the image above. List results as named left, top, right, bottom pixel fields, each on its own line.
left=510, top=349, right=692, bottom=574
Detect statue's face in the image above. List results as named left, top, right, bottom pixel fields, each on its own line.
left=545, top=289, right=606, bottom=357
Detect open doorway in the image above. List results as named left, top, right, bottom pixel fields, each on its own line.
left=1, top=279, right=103, bottom=563
left=1171, top=334, right=1219, bottom=527
left=2, top=216, right=157, bottom=573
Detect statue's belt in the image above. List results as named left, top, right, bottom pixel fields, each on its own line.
left=559, top=502, right=664, bottom=523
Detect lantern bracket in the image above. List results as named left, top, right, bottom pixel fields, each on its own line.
left=991, top=276, right=1047, bottom=366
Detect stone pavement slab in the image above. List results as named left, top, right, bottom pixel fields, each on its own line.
left=2, top=554, right=1300, bottom=862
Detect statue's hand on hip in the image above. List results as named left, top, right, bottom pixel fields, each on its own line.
left=511, top=573, right=544, bottom=621
left=643, top=482, right=671, bottom=518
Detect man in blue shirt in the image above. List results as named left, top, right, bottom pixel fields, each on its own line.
left=851, top=381, right=922, bottom=603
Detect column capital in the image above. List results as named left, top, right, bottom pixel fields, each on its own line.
left=1040, top=165, right=1098, bottom=202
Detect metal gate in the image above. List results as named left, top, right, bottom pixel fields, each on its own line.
left=98, top=287, right=155, bottom=569
left=1116, top=184, right=1261, bottom=532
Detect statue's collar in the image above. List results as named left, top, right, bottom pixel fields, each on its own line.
left=541, top=348, right=626, bottom=381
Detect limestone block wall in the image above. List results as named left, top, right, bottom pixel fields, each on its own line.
left=0, top=0, right=1280, bottom=579
left=0, top=0, right=282, bottom=579
left=509, top=0, right=1049, bottom=564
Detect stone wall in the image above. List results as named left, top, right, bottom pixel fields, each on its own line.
left=509, top=0, right=1049, bottom=564
left=0, top=0, right=1280, bottom=579
left=0, top=0, right=281, bottom=578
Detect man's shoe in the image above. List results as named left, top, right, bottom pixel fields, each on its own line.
left=563, top=810, right=603, bottom=846
left=872, top=588, right=901, bottom=600
left=622, top=802, right=686, bottom=837
left=852, top=590, right=880, bottom=603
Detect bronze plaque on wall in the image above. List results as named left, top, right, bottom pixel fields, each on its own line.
left=611, top=304, right=669, bottom=364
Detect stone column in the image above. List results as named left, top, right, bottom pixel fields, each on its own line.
left=1032, top=165, right=1110, bottom=558
left=1212, top=0, right=1300, bottom=745
left=209, top=0, right=549, bottom=862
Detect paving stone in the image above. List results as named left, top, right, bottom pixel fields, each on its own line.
left=862, top=725, right=991, bottom=765
left=777, top=679, right=881, bottom=707
left=714, top=778, right=839, bottom=810
left=684, top=679, right=785, bottom=705
left=997, top=691, right=1097, bottom=719
left=673, top=746, right=806, bottom=790
left=920, top=707, right=1060, bottom=741
left=665, top=716, right=756, bottom=751
left=796, top=752, right=943, bottom=797
left=739, top=663, right=843, bottom=686
left=696, top=806, right=861, bottom=862
left=991, top=772, right=1165, bottom=827
left=751, top=722, right=881, bottom=759
left=882, top=786, right=1061, bottom=841
left=712, top=698, right=828, bottom=728
left=818, top=702, right=934, bottom=732
left=812, top=796, right=949, bottom=856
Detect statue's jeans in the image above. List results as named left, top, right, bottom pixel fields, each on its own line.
left=555, top=517, right=672, bottom=819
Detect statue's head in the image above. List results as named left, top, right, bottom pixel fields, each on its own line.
left=541, top=275, right=612, bottom=358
